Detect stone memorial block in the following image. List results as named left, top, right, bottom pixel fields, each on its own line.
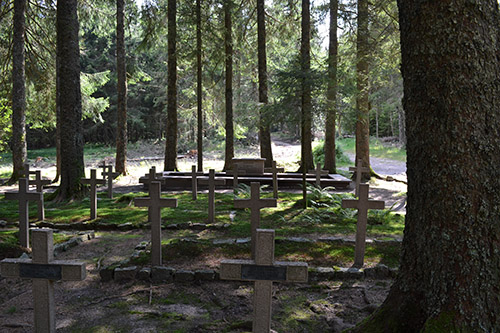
left=0, top=229, right=86, bottom=333
left=199, top=169, right=226, bottom=223
left=232, top=158, right=266, bottom=175
left=81, top=169, right=106, bottom=220
left=349, top=159, right=370, bottom=197
left=134, top=181, right=177, bottom=266
left=29, top=170, right=51, bottom=221
left=308, top=163, right=329, bottom=187
left=101, top=165, right=120, bottom=199
left=342, top=184, right=385, bottom=267
left=220, top=229, right=308, bottom=333
left=4, top=178, right=42, bottom=248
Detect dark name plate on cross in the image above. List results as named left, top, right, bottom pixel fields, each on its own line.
left=241, top=264, right=287, bottom=281
left=20, top=263, right=62, bottom=280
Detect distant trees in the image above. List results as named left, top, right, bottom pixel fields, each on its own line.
left=115, top=0, right=127, bottom=175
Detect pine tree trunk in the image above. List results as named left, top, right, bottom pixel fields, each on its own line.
left=223, top=0, right=234, bottom=171
left=257, top=0, right=273, bottom=168
left=164, top=0, right=178, bottom=171
left=355, top=0, right=370, bottom=177
left=56, top=0, right=85, bottom=200
left=323, top=0, right=337, bottom=173
left=115, top=0, right=127, bottom=175
left=299, top=0, right=314, bottom=172
left=10, top=0, right=27, bottom=183
left=355, top=1, right=500, bottom=331
left=196, top=0, right=203, bottom=172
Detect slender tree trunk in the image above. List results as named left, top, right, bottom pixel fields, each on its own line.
left=223, top=0, right=234, bottom=171
left=115, top=0, right=127, bottom=175
left=257, top=0, right=273, bottom=167
left=323, top=0, right=337, bottom=173
left=196, top=0, right=203, bottom=172
left=356, top=1, right=500, bottom=331
left=10, top=0, right=27, bottom=183
left=389, top=107, right=394, bottom=137
left=56, top=0, right=85, bottom=200
left=375, top=109, right=379, bottom=139
left=355, top=0, right=370, bottom=178
left=164, top=0, right=178, bottom=171
left=299, top=0, right=314, bottom=172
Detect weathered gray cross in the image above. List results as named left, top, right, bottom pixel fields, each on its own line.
left=29, top=170, right=51, bottom=221
left=220, top=229, right=308, bottom=333
left=341, top=184, right=385, bottom=268
left=226, top=164, right=246, bottom=191
left=349, top=159, right=371, bottom=197
left=134, top=181, right=177, bottom=266
left=4, top=178, right=42, bottom=248
left=199, top=169, right=226, bottom=223
left=101, top=165, right=120, bottom=199
left=234, top=182, right=277, bottom=259
left=264, top=161, right=284, bottom=199
left=81, top=169, right=106, bottom=220
left=0, top=229, right=86, bottom=333
left=191, top=165, right=205, bottom=201
left=308, top=163, right=329, bottom=187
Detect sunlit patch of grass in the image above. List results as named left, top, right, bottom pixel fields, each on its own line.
left=337, top=137, right=406, bottom=162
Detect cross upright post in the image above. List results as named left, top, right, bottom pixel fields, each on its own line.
left=0, top=229, right=86, bottom=333
left=81, top=169, right=106, bottom=220
left=220, top=229, right=308, bottom=333
left=264, top=161, right=284, bottom=199
left=134, top=181, right=177, bottom=266
left=342, top=184, right=385, bottom=267
left=4, top=178, right=42, bottom=248
left=101, top=165, right=120, bottom=199
left=308, top=163, right=329, bottom=187
left=24, top=163, right=36, bottom=179
left=349, top=159, right=371, bottom=197
left=199, top=169, right=226, bottom=223
left=192, top=165, right=198, bottom=200
left=234, top=182, right=277, bottom=259
left=29, top=170, right=51, bottom=221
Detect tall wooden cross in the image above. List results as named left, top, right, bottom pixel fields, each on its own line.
left=24, top=163, right=36, bottom=179
left=220, top=229, right=308, bottom=333
left=349, top=159, right=370, bottom=197
left=192, top=165, right=198, bottom=200
left=4, top=178, right=42, bottom=248
left=234, top=182, right=277, bottom=259
left=81, top=169, right=106, bottom=220
left=101, top=165, right=120, bottom=199
left=0, top=229, right=86, bottom=333
left=264, top=161, right=284, bottom=199
left=341, top=184, right=385, bottom=268
left=29, top=170, right=51, bottom=221
left=134, top=181, right=177, bottom=266
left=199, top=169, right=226, bottom=223
left=308, top=163, right=329, bottom=187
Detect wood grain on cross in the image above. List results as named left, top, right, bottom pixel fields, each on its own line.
left=81, top=169, right=106, bottom=220
left=101, top=165, right=120, bottom=199
left=0, top=229, right=86, bottom=333
left=349, top=159, right=370, bottom=197
left=234, top=182, right=277, bottom=259
left=29, top=170, right=51, bottom=221
left=4, top=178, right=42, bottom=248
left=134, top=181, right=177, bottom=266
left=264, top=161, right=284, bottom=199
left=220, top=229, right=308, bottom=333
left=308, top=163, right=329, bottom=187
left=199, top=169, right=226, bottom=223
left=341, top=184, right=384, bottom=268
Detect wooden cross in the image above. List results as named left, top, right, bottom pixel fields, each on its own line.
left=308, top=163, right=329, bottom=187
left=101, top=165, right=120, bottom=199
left=199, top=169, right=226, bottom=223
left=24, top=163, right=36, bottom=179
left=4, top=178, right=42, bottom=248
left=134, top=181, right=177, bottom=266
left=192, top=165, right=198, bottom=200
left=234, top=182, right=277, bottom=259
left=264, top=161, right=284, bottom=199
left=81, top=169, right=106, bottom=220
left=220, top=229, right=308, bottom=333
left=29, top=170, right=51, bottom=221
left=349, top=159, right=370, bottom=197
left=341, top=184, right=385, bottom=268
left=0, top=229, right=86, bottom=333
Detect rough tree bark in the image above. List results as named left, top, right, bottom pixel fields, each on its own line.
left=355, top=1, right=500, bottom=331
left=223, top=0, right=234, bottom=171
left=164, top=0, right=178, bottom=171
left=10, top=0, right=27, bottom=183
left=56, top=0, right=85, bottom=200
left=323, top=0, right=337, bottom=173
left=257, top=0, right=273, bottom=168
left=115, top=0, right=127, bottom=175
left=196, top=0, right=203, bottom=172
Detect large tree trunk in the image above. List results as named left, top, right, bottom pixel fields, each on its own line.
left=356, top=1, right=500, bottom=331
left=56, top=0, right=85, bottom=200
left=223, top=0, right=234, bottom=171
left=196, top=0, right=203, bottom=172
left=355, top=0, right=370, bottom=178
left=257, top=0, right=273, bottom=168
left=115, top=0, right=127, bottom=175
left=299, top=0, right=314, bottom=172
left=164, top=0, right=178, bottom=171
left=10, top=0, right=27, bottom=183
left=323, top=0, right=337, bottom=173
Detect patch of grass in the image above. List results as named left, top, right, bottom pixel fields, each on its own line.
left=337, top=137, right=406, bottom=162
left=154, top=290, right=202, bottom=306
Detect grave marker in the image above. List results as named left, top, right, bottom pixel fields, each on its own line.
left=29, top=170, right=51, bottom=221
left=308, top=163, right=329, bottom=187
left=220, top=229, right=308, bottom=333
left=0, top=229, right=86, bottom=333
left=199, top=169, right=226, bottom=223
left=264, top=161, right=284, bottom=199
left=24, top=163, right=35, bottom=178
left=192, top=165, right=198, bottom=200
left=226, top=164, right=248, bottom=191
left=101, top=165, right=120, bottom=199
left=81, top=169, right=106, bottom=220
left=342, top=184, right=385, bottom=267
left=234, top=182, right=277, bottom=259
left=349, top=159, right=370, bottom=197
left=4, top=178, right=42, bottom=248
left=134, top=181, right=177, bottom=266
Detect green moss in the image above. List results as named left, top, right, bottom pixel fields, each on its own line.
left=422, top=311, right=462, bottom=333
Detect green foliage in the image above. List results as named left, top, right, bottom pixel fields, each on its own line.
left=312, top=140, right=351, bottom=167
left=0, top=98, right=11, bottom=153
